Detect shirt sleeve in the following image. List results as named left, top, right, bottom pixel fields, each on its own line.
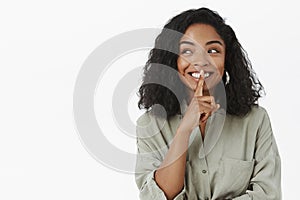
left=232, top=108, right=282, bottom=200
left=135, top=114, right=187, bottom=200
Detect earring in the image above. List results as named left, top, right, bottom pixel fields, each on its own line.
left=225, top=71, right=230, bottom=85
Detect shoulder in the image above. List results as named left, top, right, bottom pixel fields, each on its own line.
left=136, top=111, right=179, bottom=140
left=246, top=105, right=269, bottom=119
left=227, top=105, right=272, bottom=129
left=136, top=111, right=166, bottom=127
left=248, top=105, right=272, bottom=127
left=136, top=111, right=179, bottom=126
left=136, top=111, right=166, bottom=137
left=136, top=111, right=152, bottom=126
left=229, top=105, right=269, bottom=120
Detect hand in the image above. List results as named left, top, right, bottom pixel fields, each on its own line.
left=179, top=70, right=220, bottom=134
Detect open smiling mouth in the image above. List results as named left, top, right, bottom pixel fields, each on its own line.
left=188, top=71, right=214, bottom=79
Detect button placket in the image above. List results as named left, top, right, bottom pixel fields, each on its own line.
left=198, top=157, right=211, bottom=200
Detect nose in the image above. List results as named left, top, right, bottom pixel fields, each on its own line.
left=192, top=58, right=210, bottom=70
left=193, top=62, right=209, bottom=67
left=191, top=49, right=210, bottom=69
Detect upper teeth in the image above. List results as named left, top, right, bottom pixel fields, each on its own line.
left=191, top=72, right=210, bottom=79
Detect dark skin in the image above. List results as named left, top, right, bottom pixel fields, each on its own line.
left=177, top=24, right=225, bottom=140
left=200, top=121, right=206, bottom=139
left=155, top=24, right=224, bottom=199
left=155, top=71, right=219, bottom=199
left=187, top=69, right=218, bottom=140
left=194, top=70, right=216, bottom=140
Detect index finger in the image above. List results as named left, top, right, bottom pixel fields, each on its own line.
left=194, top=70, right=204, bottom=96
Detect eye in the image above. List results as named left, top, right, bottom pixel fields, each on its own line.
left=180, top=49, right=193, bottom=55
left=208, top=48, right=220, bottom=54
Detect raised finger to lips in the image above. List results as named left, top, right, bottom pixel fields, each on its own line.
left=194, top=70, right=205, bottom=97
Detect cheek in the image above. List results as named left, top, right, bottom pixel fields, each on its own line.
left=217, top=64, right=224, bottom=77
left=177, top=57, right=189, bottom=73
left=213, top=58, right=225, bottom=76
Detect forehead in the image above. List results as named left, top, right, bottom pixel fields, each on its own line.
left=180, top=23, right=223, bottom=44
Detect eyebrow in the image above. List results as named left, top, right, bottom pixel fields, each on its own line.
left=179, top=40, right=223, bottom=46
left=179, top=41, right=195, bottom=46
left=206, top=40, right=223, bottom=46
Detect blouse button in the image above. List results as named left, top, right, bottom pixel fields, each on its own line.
left=202, top=170, right=207, bottom=174
left=204, top=198, right=209, bottom=200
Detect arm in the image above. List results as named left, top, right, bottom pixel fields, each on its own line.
left=135, top=119, right=190, bottom=200
left=155, top=70, right=219, bottom=199
left=135, top=71, right=219, bottom=199
left=232, top=109, right=281, bottom=200
left=154, top=126, right=191, bottom=199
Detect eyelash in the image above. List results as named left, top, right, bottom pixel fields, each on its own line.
left=180, top=49, right=193, bottom=55
left=180, top=48, right=220, bottom=55
left=208, top=48, right=220, bottom=54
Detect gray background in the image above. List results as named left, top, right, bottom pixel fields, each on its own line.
left=0, top=0, right=298, bottom=199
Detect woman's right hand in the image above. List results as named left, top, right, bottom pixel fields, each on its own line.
left=179, top=70, right=220, bottom=134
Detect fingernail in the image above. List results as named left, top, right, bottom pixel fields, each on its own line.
left=200, top=70, right=204, bottom=76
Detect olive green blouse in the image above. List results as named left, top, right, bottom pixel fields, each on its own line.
left=135, top=106, right=281, bottom=200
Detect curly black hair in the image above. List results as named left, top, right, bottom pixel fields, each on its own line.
left=138, top=7, right=264, bottom=119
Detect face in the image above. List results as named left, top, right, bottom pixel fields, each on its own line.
left=177, top=23, right=225, bottom=95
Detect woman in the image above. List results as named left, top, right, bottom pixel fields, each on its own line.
left=135, top=8, right=281, bottom=200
